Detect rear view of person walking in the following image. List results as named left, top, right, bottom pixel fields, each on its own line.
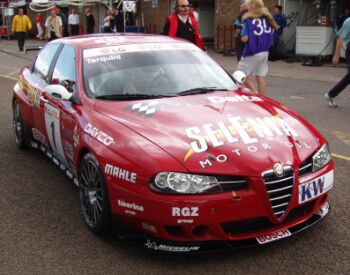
left=325, top=17, right=350, bottom=108
left=11, top=8, right=32, bottom=52
left=237, top=0, right=278, bottom=95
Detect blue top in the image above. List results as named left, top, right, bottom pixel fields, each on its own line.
left=234, top=18, right=243, bottom=29
left=337, top=14, right=350, bottom=30
left=337, top=18, right=350, bottom=46
left=273, top=13, right=287, bottom=43
left=241, top=17, right=274, bottom=57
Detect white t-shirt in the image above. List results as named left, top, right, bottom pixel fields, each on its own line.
left=68, top=13, right=79, bottom=25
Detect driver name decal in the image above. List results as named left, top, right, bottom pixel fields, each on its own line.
left=86, top=54, right=121, bottom=64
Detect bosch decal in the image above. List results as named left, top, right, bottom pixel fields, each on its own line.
left=256, top=229, right=291, bottom=244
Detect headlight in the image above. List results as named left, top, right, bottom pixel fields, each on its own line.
left=312, top=144, right=332, bottom=172
left=151, top=172, right=219, bottom=194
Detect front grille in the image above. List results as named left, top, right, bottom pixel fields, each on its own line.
left=299, top=157, right=313, bottom=177
left=221, top=201, right=314, bottom=235
left=216, top=175, right=248, bottom=192
left=263, top=167, right=294, bottom=219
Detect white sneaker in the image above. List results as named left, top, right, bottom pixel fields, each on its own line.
left=324, top=93, right=337, bottom=108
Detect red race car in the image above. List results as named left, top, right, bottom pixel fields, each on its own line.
left=12, top=34, right=333, bottom=253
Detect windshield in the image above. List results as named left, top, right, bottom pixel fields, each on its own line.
left=83, top=43, right=238, bottom=99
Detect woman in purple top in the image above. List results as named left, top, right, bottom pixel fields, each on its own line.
left=237, top=0, right=278, bottom=95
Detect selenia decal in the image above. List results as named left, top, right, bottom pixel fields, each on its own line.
left=44, top=104, right=66, bottom=161
left=183, top=115, right=312, bottom=168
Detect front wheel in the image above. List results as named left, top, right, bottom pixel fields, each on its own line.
left=79, top=153, right=112, bottom=235
left=13, top=99, right=27, bottom=149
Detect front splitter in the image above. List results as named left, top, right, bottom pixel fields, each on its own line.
left=116, top=202, right=330, bottom=253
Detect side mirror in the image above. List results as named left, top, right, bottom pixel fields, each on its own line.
left=46, top=84, right=73, bottom=101
left=232, top=70, right=246, bottom=84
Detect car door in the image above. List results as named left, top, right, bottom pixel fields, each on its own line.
left=27, top=43, right=62, bottom=148
left=44, top=45, right=79, bottom=169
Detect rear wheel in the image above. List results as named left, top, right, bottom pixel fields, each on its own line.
left=79, top=152, right=112, bottom=235
left=13, top=99, right=27, bottom=149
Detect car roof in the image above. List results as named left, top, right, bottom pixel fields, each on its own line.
left=53, top=33, right=186, bottom=50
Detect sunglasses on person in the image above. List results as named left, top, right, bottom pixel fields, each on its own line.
left=179, top=4, right=191, bottom=8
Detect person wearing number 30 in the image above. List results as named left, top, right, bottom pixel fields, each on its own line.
left=237, top=0, right=278, bottom=95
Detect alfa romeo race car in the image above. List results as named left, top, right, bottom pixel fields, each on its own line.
left=12, top=34, right=334, bottom=253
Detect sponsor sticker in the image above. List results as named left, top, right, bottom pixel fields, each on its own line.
left=144, top=240, right=200, bottom=252
left=84, top=123, right=114, bottom=146
left=298, top=170, right=334, bottom=204
left=105, top=164, right=137, bottom=183
left=117, top=199, right=143, bottom=216
left=256, top=229, right=291, bottom=244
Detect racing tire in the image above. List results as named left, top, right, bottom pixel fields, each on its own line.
left=79, top=152, right=112, bottom=235
left=13, top=99, right=28, bottom=149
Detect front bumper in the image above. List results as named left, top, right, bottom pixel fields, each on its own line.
left=116, top=202, right=330, bottom=253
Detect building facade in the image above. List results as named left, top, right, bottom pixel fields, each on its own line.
left=139, top=0, right=278, bottom=51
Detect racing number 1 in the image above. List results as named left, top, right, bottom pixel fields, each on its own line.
left=50, top=121, right=57, bottom=150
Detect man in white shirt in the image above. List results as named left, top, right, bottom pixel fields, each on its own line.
left=68, top=8, right=80, bottom=36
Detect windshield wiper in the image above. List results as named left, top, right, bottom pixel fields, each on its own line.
left=95, top=93, right=177, bottom=100
left=177, top=87, right=229, bottom=96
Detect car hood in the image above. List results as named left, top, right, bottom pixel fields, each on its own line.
left=94, top=91, right=322, bottom=176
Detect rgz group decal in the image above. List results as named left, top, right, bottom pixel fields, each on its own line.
left=172, top=207, right=199, bottom=224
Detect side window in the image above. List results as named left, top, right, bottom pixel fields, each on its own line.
left=33, top=44, right=60, bottom=81
left=51, top=45, right=76, bottom=93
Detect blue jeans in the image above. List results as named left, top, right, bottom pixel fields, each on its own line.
left=328, top=43, right=350, bottom=98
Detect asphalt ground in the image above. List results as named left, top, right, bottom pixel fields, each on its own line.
left=0, top=43, right=349, bottom=274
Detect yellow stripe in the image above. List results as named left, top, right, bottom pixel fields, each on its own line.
left=332, top=131, right=350, bottom=146
left=0, top=74, right=17, bottom=81
left=332, top=153, right=350, bottom=161
left=184, top=149, right=194, bottom=162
